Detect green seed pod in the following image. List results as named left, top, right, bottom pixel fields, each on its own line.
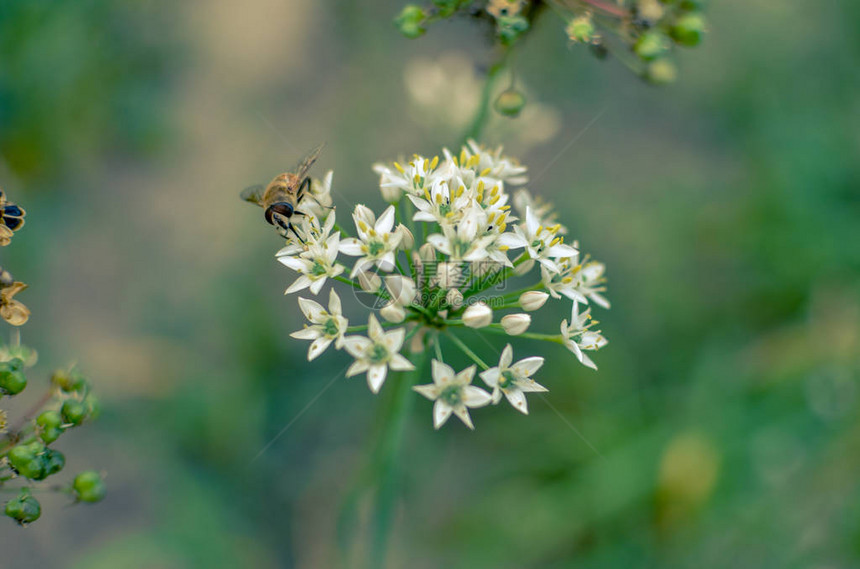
left=394, top=5, right=427, bottom=39
left=670, top=13, right=705, bottom=46
left=42, top=449, right=65, bottom=476
left=496, top=15, right=529, bottom=45
left=61, top=400, right=88, bottom=426
left=8, top=441, right=47, bottom=480
left=51, top=369, right=87, bottom=393
left=679, top=0, right=706, bottom=11
left=432, top=0, right=460, bottom=18
left=634, top=31, right=670, bottom=61
left=646, top=59, right=678, bottom=85
left=73, top=471, right=106, bottom=503
left=36, top=410, right=65, bottom=444
left=4, top=489, right=41, bottom=525
left=0, top=360, right=26, bottom=395
left=494, top=88, right=527, bottom=117
left=84, top=394, right=101, bottom=420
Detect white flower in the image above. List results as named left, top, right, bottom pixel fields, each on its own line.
left=379, top=276, right=418, bottom=323
left=396, top=223, right=415, bottom=250
left=380, top=302, right=406, bottom=323
left=374, top=155, right=445, bottom=202
left=479, top=344, right=547, bottom=414
left=413, top=360, right=492, bottom=429
left=339, top=205, right=402, bottom=276
left=344, top=315, right=414, bottom=393
left=301, top=171, right=334, bottom=220
left=276, top=209, right=338, bottom=258
left=501, top=313, right=531, bottom=335
left=409, top=176, right=473, bottom=226
left=512, top=188, right=566, bottom=234
left=426, top=207, right=494, bottom=262
left=384, top=275, right=417, bottom=306
left=542, top=256, right=610, bottom=308
left=560, top=302, right=608, bottom=370
left=357, top=271, right=382, bottom=293
left=289, top=289, right=348, bottom=360
left=462, top=302, right=493, bottom=328
left=278, top=230, right=344, bottom=295
left=462, top=139, right=528, bottom=185
left=519, top=290, right=549, bottom=311
left=497, top=207, right=578, bottom=273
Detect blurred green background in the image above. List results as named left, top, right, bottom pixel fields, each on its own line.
left=1, top=0, right=859, bottom=567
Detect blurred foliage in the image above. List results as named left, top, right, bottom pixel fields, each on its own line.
left=0, top=0, right=176, bottom=183
left=1, top=0, right=859, bottom=568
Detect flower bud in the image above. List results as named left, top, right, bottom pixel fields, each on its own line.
left=357, top=271, right=382, bottom=293
left=446, top=288, right=464, bottom=309
left=380, top=301, right=406, bottom=323
left=513, top=258, right=534, bottom=276
left=418, top=243, right=436, bottom=262
left=519, top=291, right=549, bottom=311
left=73, top=471, right=106, bottom=503
left=634, top=31, right=669, bottom=61
left=4, top=489, right=40, bottom=525
left=0, top=358, right=26, bottom=395
left=396, top=224, right=415, bottom=250
left=646, top=59, right=677, bottom=85
left=463, top=302, right=493, bottom=328
left=494, top=88, right=526, bottom=117
left=501, top=313, right=531, bottom=335
left=385, top=276, right=417, bottom=306
left=37, top=410, right=65, bottom=444
left=61, top=399, right=88, bottom=426
left=670, top=13, right=705, bottom=47
left=394, top=5, right=426, bottom=39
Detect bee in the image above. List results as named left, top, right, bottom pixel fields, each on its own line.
left=0, top=189, right=25, bottom=247
left=241, top=144, right=326, bottom=242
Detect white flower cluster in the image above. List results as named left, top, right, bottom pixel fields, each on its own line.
left=276, top=141, right=609, bottom=430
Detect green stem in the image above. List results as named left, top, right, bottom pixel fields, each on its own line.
left=462, top=56, right=507, bottom=144
left=369, top=343, right=428, bottom=568
left=446, top=331, right=490, bottom=370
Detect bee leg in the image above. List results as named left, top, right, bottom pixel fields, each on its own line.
left=288, top=223, right=305, bottom=244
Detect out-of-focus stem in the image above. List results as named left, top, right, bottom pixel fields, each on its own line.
left=368, top=343, right=427, bottom=569
left=462, top=55, right=507, bottom=144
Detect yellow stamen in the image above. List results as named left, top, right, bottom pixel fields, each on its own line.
left=394, top=162, right=404, bottom=174
left=430, top=155, right=439, bottom=169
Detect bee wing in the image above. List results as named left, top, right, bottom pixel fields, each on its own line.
left=294, top=143, right=325, bottom=180
left=240, top=184, right=266, bottom=205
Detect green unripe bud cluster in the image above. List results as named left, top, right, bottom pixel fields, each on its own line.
left=0, top=358, right=26, bottom=396
left=51, top=368, right=88, bottom=393
left=496, top=15, right=529, bottom=45
left=7, top=441, right=66, bottom=480
left=73, top=471, right=106, bottom=503
left=395, top=4, right=427, bottom=39
left=634, top=31, right=670, bottom=61
left=4, top=489, right=40, bottom=525
left=670, top=13, right=705, bottom=46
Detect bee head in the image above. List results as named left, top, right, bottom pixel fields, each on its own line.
left=265, top=202, right=295, bottom=225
